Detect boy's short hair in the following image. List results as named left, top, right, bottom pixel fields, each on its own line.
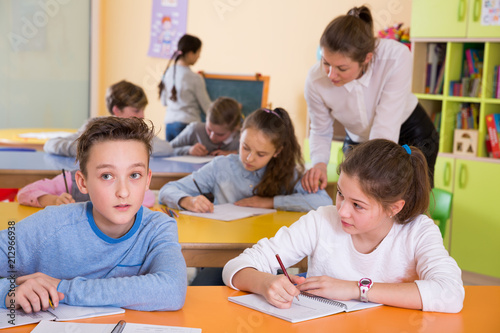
left=105, top=80, right=148, bottom=114
left=77, top=117, right=155, bottom=176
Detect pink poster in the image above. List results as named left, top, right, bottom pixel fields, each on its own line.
left=148, top=0, right=188, bottom=59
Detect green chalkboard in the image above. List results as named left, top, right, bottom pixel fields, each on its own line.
left=202, top=73, right=270, bottom=118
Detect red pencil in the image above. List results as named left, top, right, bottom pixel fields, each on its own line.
left=276, top=254, right=299, bottom=301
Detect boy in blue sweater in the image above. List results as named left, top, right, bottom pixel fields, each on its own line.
left=0, top=117, right=187, bottom=313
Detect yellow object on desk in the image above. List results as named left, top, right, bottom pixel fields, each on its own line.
left=0, top=202, right=41, bottom=229
left=0, top=128, right=76, bottom=150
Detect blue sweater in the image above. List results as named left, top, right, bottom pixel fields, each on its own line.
left=0, top=202, right=187, bottom=311
left=159, top=154, right=333, bottom=212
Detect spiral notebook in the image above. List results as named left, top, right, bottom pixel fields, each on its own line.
left=228, top=292, right=381, bottom=323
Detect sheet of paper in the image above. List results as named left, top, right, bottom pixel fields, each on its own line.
left=17, top=131, right=74, bottom=139
left=31, top=320, right=202, bottom=333
left=179, top=203, right=276, bottom=221
left=162, top=155, right=215, bottom=164
left=49, top=304, right=125, bottom=321
left=0, top=309, right=55, bottom=329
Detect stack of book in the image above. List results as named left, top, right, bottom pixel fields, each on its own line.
left=449, top=48, right=483, bottom=97
left=456, top=103, right=479, bottom=130
left=425, top=43, right=446, bottom=94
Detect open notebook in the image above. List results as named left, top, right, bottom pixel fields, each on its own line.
left=180, top=203, right=276, bottom=221
left=31, top=320, right=202, bottom=333
left=229, top=292, right=381, bottom=323
left=0, top=304, right=124, bottom=329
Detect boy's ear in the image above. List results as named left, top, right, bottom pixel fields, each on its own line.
left=75, top=170, right=89, bottom=194
left=145, top=169, right=152, bottom=190
left=111, top=105, right=121, bottom=116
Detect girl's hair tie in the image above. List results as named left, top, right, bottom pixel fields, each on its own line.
left=402, top=144, right=411, bottom=155
left=263, top=108, right=282, bottom=119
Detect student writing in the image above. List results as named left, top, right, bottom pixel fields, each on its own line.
left=170, top=97, right=242, bottom=156
left=223, top=139, right=464, bottom=313
left=17, top=169, right=155, bottom=208
left=158, top=34, right=211, bottom=141
left=0, top=117, right=187, bottom=313
left=44, top=80, right=176, bottom=157
left=159, top=108, right=333, bottom=213
left=302, top=6, right=439, bottom=192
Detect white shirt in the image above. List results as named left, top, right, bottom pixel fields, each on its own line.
left=305, top=39, right=418, bottom=166
left=223, top=205, right=464, bottom=313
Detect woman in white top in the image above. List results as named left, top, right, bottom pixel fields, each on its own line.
left=158, top=34, right=212, bottom=141
left=302, top=6, right=439, bottom=192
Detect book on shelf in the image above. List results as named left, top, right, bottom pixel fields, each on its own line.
left=431, top=112, right=441, bottom=132
left=425, top=43, right=445, bottom=95
left=494, top=65, right=500, bottom=98
left=456, top=103, right=479, bottom=130
left=449, top=48, right=484, bottom=97
left=485, top=114, right=500, bottom=158
left=228, top=292, right=381, bottom=323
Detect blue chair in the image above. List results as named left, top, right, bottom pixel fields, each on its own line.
left=429, top=188, right=453, bottom=237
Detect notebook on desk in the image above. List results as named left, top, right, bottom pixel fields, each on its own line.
left=180, top=203, right=276, bottom=221
left=0, top=304, right=124, bottom=329
left=228, top=292, right=381, bottom=323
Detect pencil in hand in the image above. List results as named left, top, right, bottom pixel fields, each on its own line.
left=62, top=169, right=69, bottom=194
left=276, top=254, right=300, bottom=301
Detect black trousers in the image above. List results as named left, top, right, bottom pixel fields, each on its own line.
left=343, top=103, right=439, bottom=188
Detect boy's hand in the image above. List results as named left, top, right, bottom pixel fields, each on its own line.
left=8, top=273, right=64, bottom=313
left=258, top=274, right=304, bottom=309
left=301, top=163, right=328, bottom=193
left=297, top=275, right=358, bottom=301
left=179, top=195, right=214, bottom=213
left=189, top=143, right=208, bottom=156
left=234, top=196, right=273, bottom=208
left=38, top=193, right=75, bottom=207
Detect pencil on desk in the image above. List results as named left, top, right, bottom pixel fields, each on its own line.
left=62, top=169, right=69, bottom=194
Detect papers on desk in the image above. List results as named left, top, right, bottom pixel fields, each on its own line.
left=17, top=131, right=74, bottom=140
left=162, top=155, right=215, bottom=164
left=0, top=304, right=124, bottom=328
left=180, top=203, right=277, bottom=221
left=31, top=320, right=202, bottom=332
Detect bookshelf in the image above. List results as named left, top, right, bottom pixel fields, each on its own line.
left=412, top=40, right=500, bottom=157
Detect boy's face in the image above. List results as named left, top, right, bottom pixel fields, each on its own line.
left=76, top=139, right=152, bottom=239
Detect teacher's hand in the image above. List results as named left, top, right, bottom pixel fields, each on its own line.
left=301, top=163, right=328, bottom=193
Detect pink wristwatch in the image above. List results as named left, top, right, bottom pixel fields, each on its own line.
left=358, top=278, right=373, bottom=302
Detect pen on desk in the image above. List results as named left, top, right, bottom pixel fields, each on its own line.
left=276, top=254, right=299, bottom=301
left=111, top=320, right=126, bottom=333
left=62, top=169, right=69, bottom=194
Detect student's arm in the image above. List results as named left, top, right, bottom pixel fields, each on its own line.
left=56, top=215, right=187, bottom=311
left=18, top=172, right=74, bottom=207
left=158, top=160, right=217, bottom=210
left=151, top=136, right=178, bottom=157
left=43, top=133, right=79, bottom=157
left=273, top=177, right=333, bottom=212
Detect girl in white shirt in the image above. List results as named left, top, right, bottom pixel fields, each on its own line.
left=223, top=139, right=464, bottom=313
left=302, top=6, right=439, bottom=192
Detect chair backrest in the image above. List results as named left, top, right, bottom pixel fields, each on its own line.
left=429, top=188, right=453, bottom=237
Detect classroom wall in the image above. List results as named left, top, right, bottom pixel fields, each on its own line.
left=98, top=0, right=412, bottom=143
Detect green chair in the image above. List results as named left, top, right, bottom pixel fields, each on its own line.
left=429, top=188, right=453, bottom=237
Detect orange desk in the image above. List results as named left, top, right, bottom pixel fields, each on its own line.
left=3, top=286, right=500, bottom=333
left=0, top=128, right=76, bottom=150
left=0, top=202, right=305, bottom=268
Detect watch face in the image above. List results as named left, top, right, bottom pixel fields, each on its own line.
left=360, top=279, right=371, bottom=286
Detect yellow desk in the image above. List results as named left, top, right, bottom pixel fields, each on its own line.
left=0, top=203, right=306, bottom=268
left=3, top=286, right=500, bottom=333
left=0, top=128, right=76, bottom=150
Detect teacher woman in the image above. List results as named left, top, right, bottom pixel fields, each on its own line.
left=302, top=6, right=439, bottom=192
